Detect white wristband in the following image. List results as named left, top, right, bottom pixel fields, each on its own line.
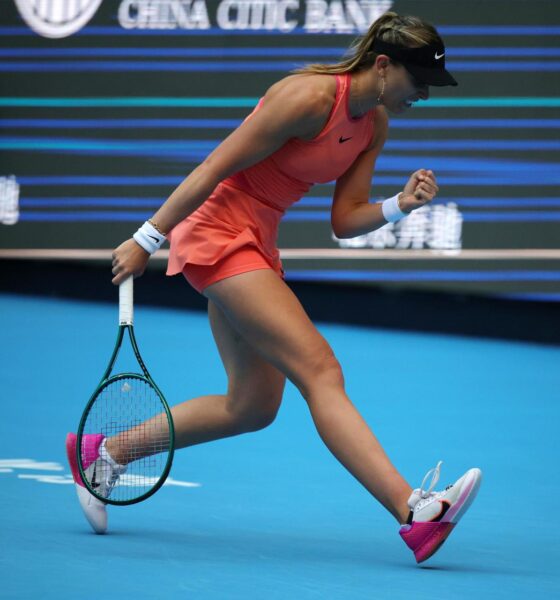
left=133, top=221, right=166, bottom=255
left=381, top=193, right=407, bottom=223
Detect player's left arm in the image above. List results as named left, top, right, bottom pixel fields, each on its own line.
left=330, top=107, right=389, bottom=239
left=330, top=107, right=438, bottom=239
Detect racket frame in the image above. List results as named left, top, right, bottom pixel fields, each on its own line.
left=76, top=278, right=175, bottom=506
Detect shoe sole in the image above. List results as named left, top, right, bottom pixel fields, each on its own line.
left=445, top=467, right=482, bottom=524
left=66, top=433, right=108, bottom=534
left=416, top=522, right=456, bottom=563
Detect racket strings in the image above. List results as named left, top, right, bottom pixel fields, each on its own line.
left=82, top=375, right=171, bottom=502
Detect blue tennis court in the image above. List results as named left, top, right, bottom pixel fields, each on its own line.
left=1, top=292, right=558, bottom=598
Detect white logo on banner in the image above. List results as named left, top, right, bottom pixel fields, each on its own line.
left=14, top=0, right=395, bottom=35
left=0, top=176, right=20, bottom=225
left=304, top=0, right=392, bottom=33
left=117, top=0, right=393, bottom=32
left=333, top=203, right=464, bottom=250
left=119, top=0, right=211, bottom=30
left=216, top=0, right=298, bottom=31
left=14, top=0, right=103, bottom=38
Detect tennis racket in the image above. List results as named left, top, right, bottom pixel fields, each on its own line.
left=76, top=276, right=174, bottom=505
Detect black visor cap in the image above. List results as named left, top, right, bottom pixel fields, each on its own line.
left=372, top=38, right=458, bottom=87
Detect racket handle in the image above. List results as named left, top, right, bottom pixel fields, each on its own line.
left=119, top=276, right=134, bottom=325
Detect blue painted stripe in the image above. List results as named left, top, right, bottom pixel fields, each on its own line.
left=2, top=47, right=560, bottom=58
left=2, top=118, right=560, bottom=130
left=0, top=98, right=260, bottom=108
left=18, top=208, right=560, bottom=223
left=491, top=292, right=560, bottom=302
left=393, top=119, right=560, bottom=129
left=295, top=198, right=332, bottom=208
left=20, top=211, right=153, bottom=221
left=10, top=157, right=560, bottom=185
left=18, top=176, right=182, bottom=185
left=2, top=140, right=556, bottom=180
left=16, top=175, right=560, bottom=187
left=444, top=61, right=560, bottom=71
left=14, top=161, right=560, bottom=183
left=1, top=97, right=559, bottom=108
left=297, top=197, right=560, bottom=209
left=283, top=212, right=331, bottom=222
left=283, top=210, right=560, bottom=223
left=463, top=212, right=560, bottom=222
left=371, top=156, right=555, bottom=174
left=437, top=198, right=560, bottom=208
left=387, top=140, right=560, bottom=151
left=3, top=136, right=560, bottom=153
left=0, top=61, right=303, bottom=72
left=18, top=196, right=560, bottom=210
left=283, top=211, right=560, bottom=223
left=0, top=137, right=217, bottom=151
left=437, top=26, right=560, bottom=35
left=353, top=176, right=560, bottom=186
left=285, top=270, right=560, bottom=282
left=20, top=198, right=162, bottom=208
left=19, top=197, right=560, bottom=210
left=421, top=98, right=560, bottom=107
left=447, top=48, right=560, bottom=57
left=2, top=60, right=560, bottom=72
left=0, top=119, right=241, bottom=129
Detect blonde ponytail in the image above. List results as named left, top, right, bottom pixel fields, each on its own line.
left=292, top=12, right=443, bottom=75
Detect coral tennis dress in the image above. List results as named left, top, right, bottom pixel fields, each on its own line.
left=166, top=72, right=376, bottom=293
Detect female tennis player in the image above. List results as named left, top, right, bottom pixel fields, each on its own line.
left=68, top=12, right=482, bottom=562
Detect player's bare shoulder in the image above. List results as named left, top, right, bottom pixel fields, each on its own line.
left=266, top=73, right=336, bottom=110
left=262, top=73, right=337, bottom=139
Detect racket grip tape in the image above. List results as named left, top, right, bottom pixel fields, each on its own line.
left=119, top=276, right=134, bottom=325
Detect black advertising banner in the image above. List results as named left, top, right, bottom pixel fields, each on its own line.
left=1, top=1, right=559, bottom=299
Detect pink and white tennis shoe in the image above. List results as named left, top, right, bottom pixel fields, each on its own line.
left=65, top=432, right=126, bottom=534
left=399, top=461, right=482, bottom=563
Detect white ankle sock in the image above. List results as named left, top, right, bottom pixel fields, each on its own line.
left=99, top=438, right=125, bottom=469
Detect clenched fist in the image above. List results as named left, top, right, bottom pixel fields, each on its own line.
left=399, top=169, right=440, bottom=214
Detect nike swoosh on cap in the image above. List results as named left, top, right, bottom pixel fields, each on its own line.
left=435, top=52, right=445, bottom=60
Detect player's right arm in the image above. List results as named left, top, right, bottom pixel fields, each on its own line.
left=155, top=79, right=331, bottom=233
left=112, top=77, right=332, bottom=285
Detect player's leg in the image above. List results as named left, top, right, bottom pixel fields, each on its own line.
left=170, top=299, right=287, bottom=448
left=69, top=297, right=285, bottom=534
left=203, top=269, right=413, bottom=524
left=106, top=299, right=286, bottom=462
